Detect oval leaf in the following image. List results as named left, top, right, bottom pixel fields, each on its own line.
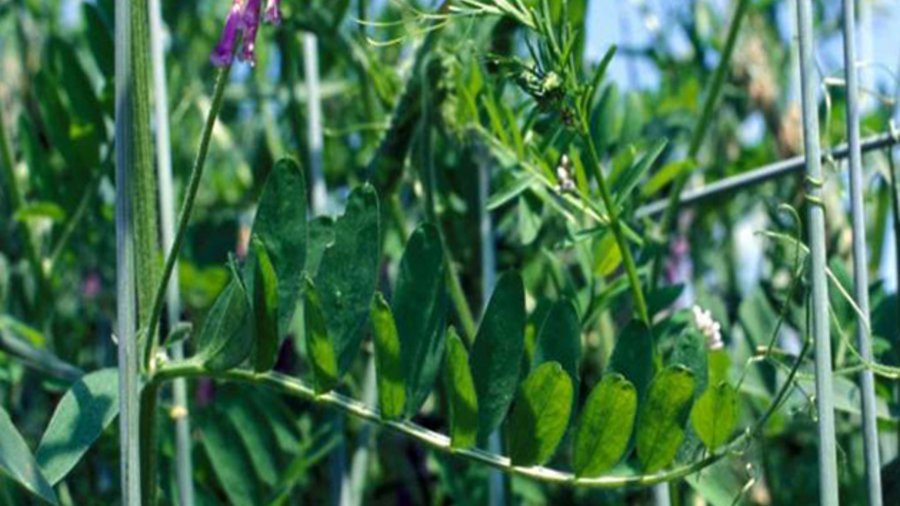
left=195, top=267, right=253, bottom=371
left=303, top=276, right=338, bottom=393
left=690, top=382, right=738, bottom=452
left=572, top=373, right=637, bottom=478
left=370, top=294, right=405, bottom=420
left=393, top=223, right=448, bottom=416
left=247, top=158, right=308, bottom=338
left=470, top=272, right=526, bottom=439
left=533, top=299, right=581, bottom=401
left=314, top=184, right=380, bottom=377
left=636, top=366, right=696, bottom=472
left=507, top=362, right=573, bottom=466
left=607, top=320, right=654, bottom=401
left=251, top=238, right=279, bottom=373
left=444, top=328, right=478, bottom=450
left=0, top=407, right=58, bottom=504
left=36, top=369, right=118, bottom=485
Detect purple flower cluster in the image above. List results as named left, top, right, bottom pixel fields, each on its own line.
left=211, top=0, right=282, bottom=67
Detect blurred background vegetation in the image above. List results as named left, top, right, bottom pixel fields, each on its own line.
left=2, top=0, right=900, bottom=504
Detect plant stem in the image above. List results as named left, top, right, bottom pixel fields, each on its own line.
left=650, top=0, right=751, bottom=289
left=142, top=65, right=232, bottom=370
left=148, top=0, right=195, bottom=502
left=152, top=340, right=807, bottom=491
left=795, top=1, right=839, bottom=503
left=579, top=124, right=649, bottom=326
left=139, top=382, right=160, bottom=505
left=115, top=0, right=141, bottom=500
left=839, top=1, right=882, bottom=503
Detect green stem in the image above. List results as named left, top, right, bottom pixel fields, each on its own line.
left=142, top=65, right=232, bottom=370
left=579, top=123, right=649, bottom=326
left=139, top=382, right=160, bottom=506
left=152, top=340, right=807, bottom=490
left=649, top=0, right=751, bottom=289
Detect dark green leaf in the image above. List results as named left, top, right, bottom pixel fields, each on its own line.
left=507, top=362, right=573, bottom=466
left=200, top=411, right=261, bottom=505
left=370, top=294, right=405, bottom=420
left=304, top=216, right=334, bottom=276
left=690, top=382, right=738, bottom=452
left=470, top=272, right=526, bottom=438
left=636, top=366, right=696, bottom=472
left=487, top=174, right=536, bottom=210
left=251, top=239, right=279, bottom=372
left=532, top=299, right=581, bottom=401
left=669, top=328, right=708, bottom=395
left=314, top=184, right=380, bottom=376
left=607, top=320, right=654, bottom=401
left=0, top=407, right=58, bottom=505
left=36, top=369, right=118, bottom=485
left=303, top=276, right=338, bottom=393
left=572, top=373, right=637, bottom=477
left=82, top=3, right=114, bottom=77
left=393, top=223, right=448, bottom=416
left=444, top=328, right=478, bottom=449
left=219, top=389, right=281, bottom=487
left=195, top=267, right=253, bottom=371
left=611, top=139, right=668, bottom=205
left=248, top=158, right=308, bottom=338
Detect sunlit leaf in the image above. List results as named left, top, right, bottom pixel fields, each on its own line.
left=690, top=382, right=738, bottom=452
left=507, top=362, right=573, bottom=466
left=251, top=238, right=279, bottom=373
left=303, top=276, right=338, bottom=394
left=370, top=294, right=405, bottom=420
left=0, top=407, right=58, bottom=505
left=636, top=366, right=695, bottom=472
left=444, top=328, right=478, bottom=450
left=572, top=373, right=637, bottom=477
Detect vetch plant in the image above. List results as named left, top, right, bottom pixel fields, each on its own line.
left=1, top=1, right=899, bottom=505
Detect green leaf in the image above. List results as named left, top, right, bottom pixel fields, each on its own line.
left=636, top=366, right=696, bottom=472
left=314, top=184, right=380, bottom=377
left=532, top=299, right=581, bottom=401
left=507, top=362, right=573, bottom=466
left=611, top=139, right=668, bottom=206
left=36, top=369, right=118, bottom=485
left=304, top=216, right=334, bottom=276
left=251, top=239, right=279, bottom=373
left=82, top=3, right=114, bottom=77
left=444, top=328, right=478, bottom=449
left=303, top=276, right=338, bottom=393
left=13, top=202, right=67, bottom=223
left=219, top=389, right=281, bottom=487
left=607, top=320, right=654, bottom=401
left=248, top=158, right=308, bottom=338
left=370, top=294, right=405, bottom=420
left=669, top=328, right=708, bottom=395
left=470, top=272, right=526, bottom=439
left=641, top=159, right=695, bottom=198
left=690, top=382, right=738, bottom=452
left=708, top=349, right=730, bottom=386
left=393, top=224, right=448, bottom=416
left=0, top=407, right=58, bottom=505
left=200, top=411, right=261, bottom=505
left=195, top=266, right=253, bottom=371
left=487, top=174, right=536, bottom=210
left=572, top=373, right=637, bottom=477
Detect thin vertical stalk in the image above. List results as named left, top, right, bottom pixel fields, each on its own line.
left=796, top=1, right=840, bottom=504
left=115, top=0, right=142, bottom=502
left=840, top=1, right=881, bottom=503
left=148, top=0, right=194, bottom=503
left=650, top=0, right=751, bottom=289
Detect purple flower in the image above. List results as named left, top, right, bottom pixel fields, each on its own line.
left=210, top=0, right=243, bottom=67
left=210, top=0, right=279, bottom=68
left=264, top=0, right=282, bottom=25
left=239, top=0, right=262, bottom=65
